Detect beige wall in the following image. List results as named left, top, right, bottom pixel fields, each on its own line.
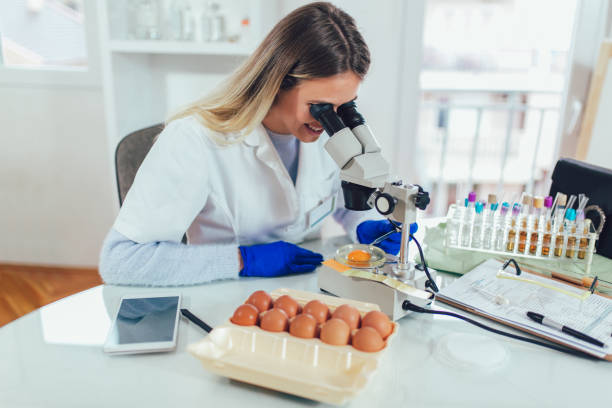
left=0, top=84, right=116, bottom=267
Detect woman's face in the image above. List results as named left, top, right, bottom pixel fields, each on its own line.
left=263, top=71, right=362, bottom=143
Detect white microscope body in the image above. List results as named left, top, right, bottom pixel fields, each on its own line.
left=310, top=102, right=435, bottom=320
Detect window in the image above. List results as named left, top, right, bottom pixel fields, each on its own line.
left=0, top=0, right=87, bottom=69
left=419, top=0, right=578, bottom=215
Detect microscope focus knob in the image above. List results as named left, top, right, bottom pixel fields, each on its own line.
left=375, top=193, right=396, bottom=215
left=414, top=185, right=430, bottom=211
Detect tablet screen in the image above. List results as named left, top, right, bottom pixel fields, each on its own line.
left=108, top=296, right=180, bottom=345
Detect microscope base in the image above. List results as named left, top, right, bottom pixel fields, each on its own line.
left=317, top=264, right=435, bottom=321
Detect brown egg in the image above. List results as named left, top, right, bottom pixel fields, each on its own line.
left=361, top=310, right=392, bottom=339
left=352, top=327, right=385, bottom=352
left=320, top=318, right=351, bottom=346
left=273, top=295, right=299, bottom=318
left=347, top=249, right=372, bottom=266
left=332, top=304, right=361, bottom=330
left=230, top=304, right=259, bottom=326
left=246, top=290, right=272, bottom=313
left=289, top=314, right=318, bottom=339
left=260, top=308, right=289, bottom=332
left=302, top=300, right=330, bottom=324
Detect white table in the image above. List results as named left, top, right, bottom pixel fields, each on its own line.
left=1, top=234, right=610, bottom=407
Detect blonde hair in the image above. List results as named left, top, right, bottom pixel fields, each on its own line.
left=168, top=2, right=370, bottom=145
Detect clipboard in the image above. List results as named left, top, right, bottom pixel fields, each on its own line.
left=435, top=259, right=612, bottom=361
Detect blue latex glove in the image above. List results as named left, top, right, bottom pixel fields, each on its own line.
left=239, top=241, right=324, bottom=277
left=356, top=220, right=418, bottom=255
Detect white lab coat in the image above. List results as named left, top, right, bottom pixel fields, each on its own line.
left=114, top=115, right=343, bottom=246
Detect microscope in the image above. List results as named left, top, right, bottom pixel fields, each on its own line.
left=310, top=102, right=436, bottom=320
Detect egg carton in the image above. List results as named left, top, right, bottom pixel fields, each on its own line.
left=187, top=288, right=398, bottom=406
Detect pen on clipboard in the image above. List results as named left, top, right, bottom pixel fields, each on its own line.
left=526, top=311, right=604, bottom=348
left=180, top=308, right=212, bottom=333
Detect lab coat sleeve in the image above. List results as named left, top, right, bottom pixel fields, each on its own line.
left=113, top=117, right=210, bottom=243
left=99, top=228, right=239, bottom=286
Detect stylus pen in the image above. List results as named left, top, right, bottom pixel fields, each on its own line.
left=180, top=308, right=212, bottom=333
left=526, top=311, right=604, bottom=348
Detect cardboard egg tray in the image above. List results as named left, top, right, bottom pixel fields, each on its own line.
left=187, top=288, right=398, bottom=405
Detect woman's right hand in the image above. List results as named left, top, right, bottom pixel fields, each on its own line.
left=238, top=241, right=323, bottom=277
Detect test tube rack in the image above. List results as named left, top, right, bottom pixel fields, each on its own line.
left=443, top=204, right=599, bottom=275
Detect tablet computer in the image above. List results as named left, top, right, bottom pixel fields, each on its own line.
left=103, top=294, right=181, bottom=355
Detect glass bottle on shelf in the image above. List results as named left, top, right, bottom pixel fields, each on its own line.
left=201, top=2, right=226, bottom=42
left=133, top=0, right=162, bottom=40
left=240, top=15, right=251, bottom=42
left=127, top=0, right=138, bottom=39
left=167, top=0, right=196, bottom=41
left=200, top=4, right=211, bottom=42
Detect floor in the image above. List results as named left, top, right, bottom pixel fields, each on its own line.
left=0, top=263, right=102, bottom=327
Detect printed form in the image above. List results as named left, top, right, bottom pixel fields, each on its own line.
left=437, top=259, right=612, bottom=358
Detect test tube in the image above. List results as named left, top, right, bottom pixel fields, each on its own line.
left=552, top=193, right=567, bottom=257
left=471, top=202, right=484, bottom=248
left=482, top=194, right=497, bottom=249
left=541, top=196, right=554, bottom=257
left=578, top=219, right=592, bottom=260
left=495, top=202, right=510, bottom=251
left=529, top=196, right=544, bottom=255
left=574, top=194, right=590, bottom=259
left=446, top=199, right=465, bottom=247
left=506, top=203, right=521, bottom=252
left=517, top=194, right=532, bottom=254
left=565, top=209, right=577, bottom=259
left=461, top=192, right=477, bottom=247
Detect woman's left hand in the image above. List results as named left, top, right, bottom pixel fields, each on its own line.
left=356, top=220, right=418, bottom=255
left=239, top=241, right=323, bottom=277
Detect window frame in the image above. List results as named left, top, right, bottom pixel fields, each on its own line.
left=0, top=0, right=101, bottom=88
left=554, top=0, right=612, bottom=160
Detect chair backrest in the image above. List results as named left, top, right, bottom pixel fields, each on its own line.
left=115, top=123, right=164, bottom=206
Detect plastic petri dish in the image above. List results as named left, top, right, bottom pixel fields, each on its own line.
left=335, top=244, right=386, bottom=269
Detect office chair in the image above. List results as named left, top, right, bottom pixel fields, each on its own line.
left=114, top=123, right=164, bottom=206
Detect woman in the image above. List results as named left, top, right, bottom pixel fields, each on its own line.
left=99, top=2, right=402, bottom=286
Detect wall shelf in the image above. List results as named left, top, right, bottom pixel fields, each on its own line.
left=108, top=40, right=254, bottom=56
left=99, top=0, right=265, bottom=146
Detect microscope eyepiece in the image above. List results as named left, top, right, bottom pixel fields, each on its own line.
left=337, top=100, right=365, bottom=129
left=309, top=103, right=345, bottom=136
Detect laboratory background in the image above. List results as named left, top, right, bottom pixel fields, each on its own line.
left=2, top=0, right=611, bottom=270
left=1, top=0, right=612, bottom=405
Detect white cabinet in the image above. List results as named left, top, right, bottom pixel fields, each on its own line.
left=98, top=0, right=266, bottom=144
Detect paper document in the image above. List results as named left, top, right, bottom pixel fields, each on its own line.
left=437, top=259, right=612, bottom=358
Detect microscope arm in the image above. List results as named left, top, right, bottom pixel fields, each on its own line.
left=310, top=102, right=429, bottom=257
left=323, top=125, right=391, bottom=188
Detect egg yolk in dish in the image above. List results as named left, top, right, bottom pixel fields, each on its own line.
left=347, top=249, right=372, bottom=266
